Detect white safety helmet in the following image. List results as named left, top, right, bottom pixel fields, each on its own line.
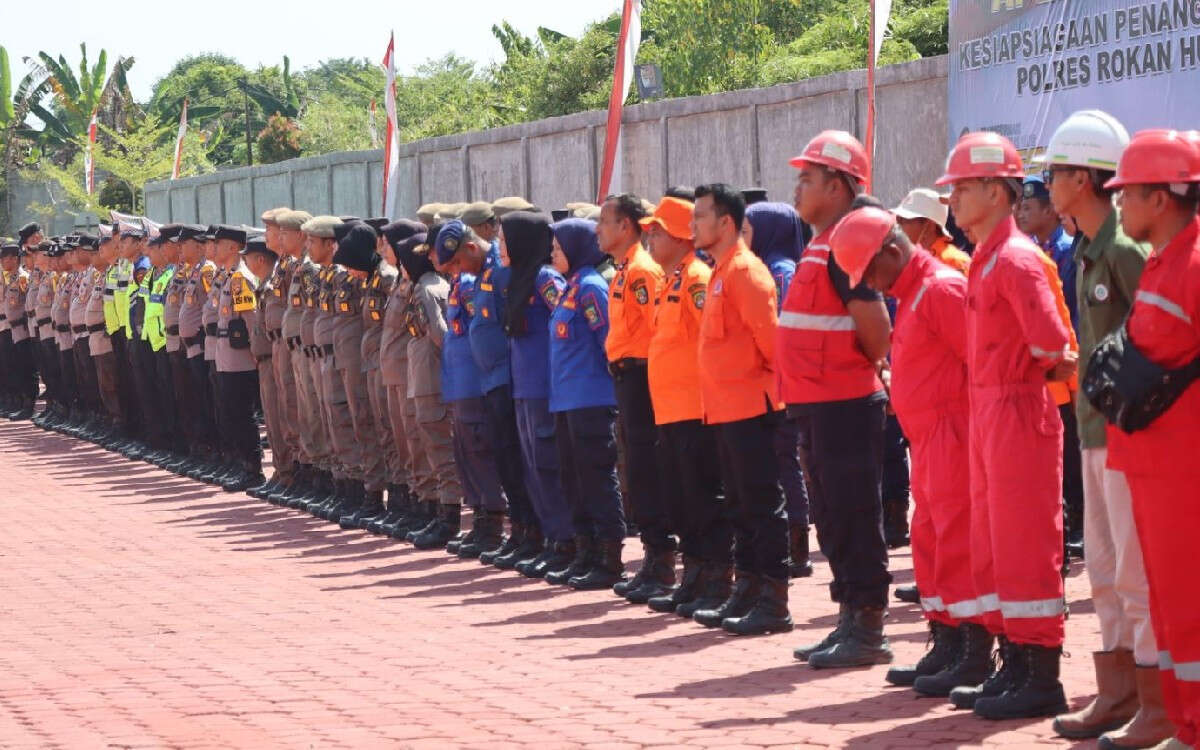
left=1036, top=110, right=1130, bottom=171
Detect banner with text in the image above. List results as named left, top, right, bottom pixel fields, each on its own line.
left=949, top=0, right=1200, bottom=150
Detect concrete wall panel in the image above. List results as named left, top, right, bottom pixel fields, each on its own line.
left=293, top=168, right=330, bottom=216
left=197, top=183, right=223, bottom=224
left=331, top=162, right=369, bottom=217
left=528, top=129, right=593, bottom=211
left=169, top=186, right=197, bottom=223
left=468, top=141, right=524, bottom=203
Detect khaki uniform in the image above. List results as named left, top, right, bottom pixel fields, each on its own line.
left=86, top=264, right=122, bottom=428
left=295, top=258, right=331, bottom=474
left=361, top=262, right=401, bottom=494
left=380, top=275, right=422, bottom=495
left=69, top=268, right=99, bottom=413
left=331, top=266, right=373, bottom=487
left=4, top=267, right=31, bottom=344
left=262, top=255, right=299, bottom=481
left=215, top=263, right=262, bottom=473
left=313, top=266, right=353, bottom=481
left=180, top=261, right=218, bottom=453
left=408, top=272, right=459, bottom=505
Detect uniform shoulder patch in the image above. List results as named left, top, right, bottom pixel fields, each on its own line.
left=539, top=277, right=562, bottom=308
left=631, top=277, right=650, bottom=305
left=688, top=282, right=706, bottom=310
left=580, top=291, right=606, bottom=330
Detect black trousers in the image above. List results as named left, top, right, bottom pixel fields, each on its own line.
left=58, top=345, right=77, bottom=409
left=657, top=419, right=730, bottom=563
left=169, top=351, right=194, bottom=451
left=153, top=349, right=182, bottom=451
left=218, top=370, right=262, bottom=471
left=793, top=397, right=892, bottom=608
left=882, top=413, right=911, bottom=507
left=208, top=361, right=224, bottom=460
left=40, top=339, right=61, bottom=407
left=72, top=339, right=100, bottom=413
left=112, top=333, right=141, bottom=439
left=774, top=415, right=811, bottom=528
left=187, top=354, right=217, bottom=450
left=714, top=412, right=789, bottom=580
left=9, top=338, right=37, bottom=401
left=555, top=406, right=626, bottom=541
left=482, top=384, right=537, bottom=528
left=1060, top=403, right=1085, bottom=537
left=0, top=330, right=11, bottom=398
left=131, top=339, right=166, bottom=447
left=613, top=363, right=672, bottom=551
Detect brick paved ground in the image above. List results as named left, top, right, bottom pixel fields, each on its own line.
left=0, top=419, right=1101, bottom=749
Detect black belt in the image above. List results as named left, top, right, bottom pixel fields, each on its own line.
left=36, top=317, right=51, bottom=327
left=55, top=324, right=70, bottom=333
left=215, top=328, right=230, bottom=339
left=184, top=334, right=203, bottom=347
left=87, top=323, right=105, bottom=333
left=256, top=353, right=272, bottom=363
left=609, top=357, right=648, bottom=376
left=71, top=324, right=87, bottom=334
left=286, top=335, right=302, bottom=351
left=0, top=314, right=6, bottom=322
left=165, top=324, right=180, bottom=335
left=322, top=343, right=334, bottom=356
left=205, top=323, right=218, bottom=336
left=267, top=328, right=283, bottom=342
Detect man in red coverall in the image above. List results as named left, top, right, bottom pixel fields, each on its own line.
left=936, top=132, right=1075, bottom=721
left=1102, top=129, right=1200, bottom=750
left=829, top=205, right=994, bottom=698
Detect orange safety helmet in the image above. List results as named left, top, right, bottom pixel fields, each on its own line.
left=1105, top=129, right=1200, bottom=189
left=935, top=131, right=1025, bottom=186
left=829, top=206, right=897, bottom=288
left=790, top=130, right=870, bottom=184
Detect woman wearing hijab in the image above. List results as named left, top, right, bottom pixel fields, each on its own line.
left=544, top=218, right=627, bottom=590
left=499, top=211, right=575, bottom=578
left=390, top=232, right=462, bottom=550
left=744, top=202, right=813, bottom=579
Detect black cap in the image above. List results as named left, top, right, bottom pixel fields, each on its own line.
left=551, top=208, right=570, bottom=222
left=76, top=234, right=100, bottom=251
left=240, top=235, right=279, bottom=262
left=212, top=225, right=248, bottom=244
left=332, top=220, right=365, bottom=243
left=332, top=223, right=381, bottom=272
left=0, top=243, right=20, bottom=258
left=18, top=222, right=41, bottom=244
left=364, top=217, right=389, bottom=231
left=741, top=187, right=768, bottom=206
left=149, top=224, right=183, bottom=246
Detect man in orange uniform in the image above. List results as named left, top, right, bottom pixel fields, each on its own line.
left=828, top=206, right=993, bottom=697
left=937, top=132, right=1075, bottom=720
left=597, top=194, right=673, bottom=603
left=692, top=183, right=792, bottom=636
left=783, top=131, right=895, bottom=670
left=1097, top=129, right=1200, bottom=750
left=639, top=197, right=729, bottom=618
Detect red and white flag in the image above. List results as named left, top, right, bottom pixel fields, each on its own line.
left=84, top=111, right=97, bottom=195
left=864, top=0, right=893, bottom=192
left=172, top=97, right=188, bottom=180
left=381, top=33, right=401, bottom=219
left=596, top=0, right=642, bottom=202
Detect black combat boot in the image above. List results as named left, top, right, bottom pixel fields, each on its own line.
left=495, top=526, right=543, bottom=570
left=794, top=603, right=852, bottom=662
left=401, top=501, right=439, bottom=541
left=677, top=563, right=732, bottom=619
left=914, top=622, right=996, bottom=697
left=412, top=504, right=461, bottom=550
left=694, top=571, right=759, bottom=628
left=789, top=525, right=814, bottom=578
left=341, top=489, right=385, bottom=530
left=894, top=584, right=920, bottom=604
left=524, top=540, right=572, bottom=579
left=949, top=636, right=1021, bottom=709
left=722, top=576, right=793, bottom=636
left=568, top=538, right=625, bottom=591
left=622, top=547, right=676, bottom=604
left=974, top=644, right=1068, bottom=719
left=10, top=397, right=34, bottom=422
left=545, top=536, right=593, bottom=586
left=370, top=484, right=410, bottom=534
left=887, top=621, right=962, bottom=686
left=458, top=511, right=505, bottom=559
left=648, top=555, right=704, bottom=613
left=808, top=606, right=893, bottom=669
left=480, top=523, right=523, bottom=565
left=392, top=499, right=433, bottom=540
left=516, top=541, right=557, bottom=577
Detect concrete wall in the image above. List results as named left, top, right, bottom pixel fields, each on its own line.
left=132, top=55, right=948, bottom=228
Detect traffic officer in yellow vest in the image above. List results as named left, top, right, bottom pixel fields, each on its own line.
left=215, top=233, right=269, bottom=493
left=249, top=207, right=296, bottom=501
left=178, top=226, right=219, bottom=477
left=291, top=215, right=341, bottom=512
left=139, top=227, right=178, bottom=466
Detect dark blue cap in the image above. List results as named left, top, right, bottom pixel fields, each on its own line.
left=435, top=220, right=466, bottom=265
left=1023, top=175, right=1050, bottom=201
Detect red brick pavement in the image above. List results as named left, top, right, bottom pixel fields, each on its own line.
left=0, top=420, right=1102, bottom=749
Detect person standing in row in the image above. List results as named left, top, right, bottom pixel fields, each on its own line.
left=2, top=241, right=35, bottom=420
left=785, top=132, right=894, bottom=667
left=545, top=218, right=627, bottom=590
left=598, top=194, right=675, bottom=602
left=248, top=208, right=292, bottom=500
left=86, top=232, right=121, bottom=444
left=178, top=227, right=219, bottom=477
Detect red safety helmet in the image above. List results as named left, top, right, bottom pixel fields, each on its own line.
left=1104, top=129, right=1200, bottom=189
left=790, top=130, right=869, bottom=184
left=935, top=131, right=1025, bottom=186
left=829, top=207, right=897, bottom=288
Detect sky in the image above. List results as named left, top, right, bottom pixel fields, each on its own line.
left=1, top=0, right=611, bottom=101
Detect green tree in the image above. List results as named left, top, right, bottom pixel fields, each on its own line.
left=256, top=113, right=301, bottom=164
left=22, top=44, right=135, bottom=161
left=298, top=97, right=373, bottom=156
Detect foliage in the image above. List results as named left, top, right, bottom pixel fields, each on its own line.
left=298, top=97, right=374, bottom=156
left=256, top=113, right=302, bottom=164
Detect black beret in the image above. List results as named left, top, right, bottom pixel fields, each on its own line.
left=212, top=225, right=248, bottom=244
left=741, top=187, right=769, bottom=206
left=0, top=243, right=20, bottom=258
left=338, top=216, right=363, bottom=224
left=332, top=223, right=381, bottom=273
left=18, top=223, right=41, bottom=243
left=551, top=208, right=570, bottom=222
left=382, top=219, right=426, bottom=247
left=332, top=220, right=367, bottom=243
left=240, top=235, right=279, bottom=262
left=364, top=217, right=389, bottom=231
